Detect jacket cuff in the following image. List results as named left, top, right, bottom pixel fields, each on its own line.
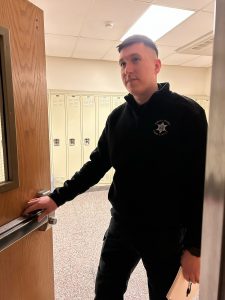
left=186, top=247, right=201, bottom=257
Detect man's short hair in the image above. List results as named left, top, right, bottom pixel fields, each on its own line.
left=117, top=34, right=158, bottom=57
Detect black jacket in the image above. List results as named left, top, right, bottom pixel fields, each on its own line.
left=50, top=83, right=207, bottom=255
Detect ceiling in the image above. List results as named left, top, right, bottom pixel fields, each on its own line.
left=29, top=0, right=215, bottom=67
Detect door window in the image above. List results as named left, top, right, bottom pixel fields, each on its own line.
left=0, top=26, right=18, bottom=192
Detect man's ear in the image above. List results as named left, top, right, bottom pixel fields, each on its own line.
left=155, top=59, right=161, bottom=74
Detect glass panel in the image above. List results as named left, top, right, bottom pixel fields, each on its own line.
left=0, top=117, right=6, bottom=183
left=0, top=26, right=18, bottom=192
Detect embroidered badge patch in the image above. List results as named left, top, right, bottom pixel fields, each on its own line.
left=153, top=120, right=170, bottom=136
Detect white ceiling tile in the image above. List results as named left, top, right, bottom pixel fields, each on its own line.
left=157, top=45, right=177, bottom=59
left=133, top=0, right=153, bottom=2
left=102, top=41, right=121, bottom=61
left=45, top=34, right=77, bottom=57
left=202, top=1, right=215, bottom=13
left=156, top=11, right=214, bottom=47
left=182, top=56, right=212, bottom=67
left=162, top=53, right=199, bottom=65
left=79, top=19, right=125, bottom=41
left=152, top=0, right=213, bottom=10
left=72, top=38, right=115, bottom=60
left=31, top=0, right=94, bottom=36
left=80, top=0, right=151, bottom=40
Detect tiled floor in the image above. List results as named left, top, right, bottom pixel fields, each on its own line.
left=53, top=189, right=149, bottom=300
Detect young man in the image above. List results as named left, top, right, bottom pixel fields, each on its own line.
left=24, top=35, right=207, bottom=300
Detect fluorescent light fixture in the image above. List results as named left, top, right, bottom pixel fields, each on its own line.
left=121, top=5, right=194, bottom=41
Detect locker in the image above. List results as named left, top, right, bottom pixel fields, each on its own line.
left=82, top=95, right=96, bottom=164
left=112, top=95, right=125, bottom=109
left=50, top=94, right=67, bottom=187
left=110, top=95, right=125, bottom=181
left=98, top=96, right=111, bottom=184
left=66, top=94, right=82, bottom=178
left=48, top=91, right=126, bottom=188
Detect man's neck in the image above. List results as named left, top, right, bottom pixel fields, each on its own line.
left=133, top=85, right=158, bottom=105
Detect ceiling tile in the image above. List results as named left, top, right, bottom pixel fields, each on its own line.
left=162, top=53, right=199, bottom=65
left=182, top=55, right=212, bottom=67
left=157, top=45, right=177, bottom=59
left=45, top=34, right=77, bottom=57
left=72, top=38, right=115, bottom=60
left=152, top=0, right=213, bottom=10
left=102, top=41, right=121, bottom=61
left=156, top=11, right=214, bottom=47
left=79, top=19, right=125, bottom=41
left=31, top=0, right=94, bottom=36
left=202, top=1, right=215, bottom=13
left=80, top=0, right=151, bottom=40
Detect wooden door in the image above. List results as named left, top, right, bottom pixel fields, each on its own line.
left=0, top=1, right=54, bottom=299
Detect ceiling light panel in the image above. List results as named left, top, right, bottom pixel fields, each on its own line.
left=121, top=5, right=194, bottom=41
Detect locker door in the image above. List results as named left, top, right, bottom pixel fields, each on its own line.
left=112, top=95, right=125, bottom=109
left=66, top=94, right=82, bottom=178
left=82, top=95, right=96, bottom=165
left=110, top=95, right=125, bottom=180
left=98, top=96, right=111, bottom=184
left=50, top=94, right=67, bottom=187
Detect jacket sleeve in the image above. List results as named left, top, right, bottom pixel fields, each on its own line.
left=49, top=122, right=111, bottom=207
left=182, top=106, right=208, bottom=256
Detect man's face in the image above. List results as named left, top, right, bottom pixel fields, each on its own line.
left=119, top=43, right=161, bottom=101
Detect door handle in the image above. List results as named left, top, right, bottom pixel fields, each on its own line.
left=0, top=211, right=48, bottom=253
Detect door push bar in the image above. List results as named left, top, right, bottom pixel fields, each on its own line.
left=0, top=190, right=57, bottom=253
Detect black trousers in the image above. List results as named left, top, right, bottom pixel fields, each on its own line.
left=94, top=218, right=183, bottom=300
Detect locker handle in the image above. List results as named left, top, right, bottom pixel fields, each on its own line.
left=84, top=138, right=90, bottom=145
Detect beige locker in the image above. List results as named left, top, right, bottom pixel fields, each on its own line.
left=82, top=95, right=96, bottom=164
left=48, top=91, right=126, bottom=188
left=98, top=96, right=111, bottom=185
left=112, top=95, right=125, bottom=109
left=66, top=94, right=82, bottom=178
left=50, top=94, right=67, bottom=187
left=110, top=95, right=125, bottom=181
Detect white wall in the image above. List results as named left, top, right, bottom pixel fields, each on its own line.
left=46, top=56, right=126, bottom=93
left=205, top=67, right=212, bottom=96
left=46, top=56, right=211, bottom=96
left=158, top=65, right=210, bottom=96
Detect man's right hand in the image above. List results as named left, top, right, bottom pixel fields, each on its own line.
left=23, top=196, right=58, bottom=222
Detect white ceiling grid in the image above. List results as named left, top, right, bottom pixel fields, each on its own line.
left=30, top=0, right=215, bottom=67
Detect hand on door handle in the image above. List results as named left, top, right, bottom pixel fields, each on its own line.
left=23, top=195, right=58, bottom=222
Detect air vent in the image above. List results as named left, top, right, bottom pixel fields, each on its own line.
left=176, top=31, right=214, bottom=56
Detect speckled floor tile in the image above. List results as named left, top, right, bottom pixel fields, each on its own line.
left=53, top=189, right=149, bottom=300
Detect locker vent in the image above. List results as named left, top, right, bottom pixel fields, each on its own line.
left=176, top=31, right=214, bottom=56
